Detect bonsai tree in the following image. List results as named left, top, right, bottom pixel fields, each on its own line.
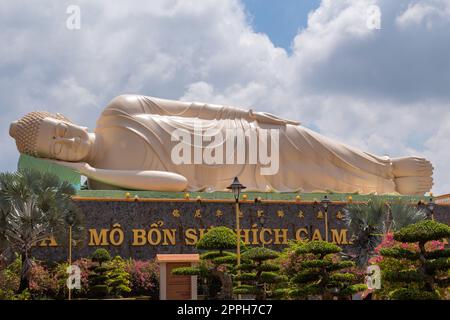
left=345, top=198, right=426, bottom=267
left=0, top=169, right=82, bottom=292
left=233, top=247, right=285, bottom=300
left=290, top=241, right=367, bottom=300
left=88, top=248, right=111, bottom=298
left=172, top=226, right=239, bottom=299
left=379, top=220, right=450, bottom=300
left=107, top=256, right=131, bottom=297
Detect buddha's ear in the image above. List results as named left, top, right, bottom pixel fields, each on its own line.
left=9, top=121, right=18, bottom=138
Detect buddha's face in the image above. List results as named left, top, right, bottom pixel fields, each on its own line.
left=35, top=117, right=92, bottom=162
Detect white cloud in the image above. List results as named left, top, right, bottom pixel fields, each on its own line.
left=396, top=1, right=450, bottom=29
left=0, top=0, right=449, bottom=194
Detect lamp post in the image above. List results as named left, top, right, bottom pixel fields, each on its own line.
left=66, top=215, right=75, bottom=301
left=321, top=195, right=331, bottom=242
left=258, top=214, right=267, bottom=296
left=259, top=216, right=266, bottom=247
left=427, top=197, right=435, bottom=221
left=227, top=177, right=246, bottom=299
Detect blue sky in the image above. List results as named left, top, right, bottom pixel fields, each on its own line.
left=243, top=0, right=320, bottom=50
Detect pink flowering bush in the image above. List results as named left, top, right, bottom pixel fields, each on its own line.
left=370, top=232, right=446, bottom=265
left=53, top=258, right=93, bottom=298
left=73, top=258, right=92, bottom=293
left=425, top=240, right=446, bottom=251
left=29, top=261, right=58, bottom=298
left=370, top=232, right=447, bottom=300
left=126, top=259, right=159, bottom=298
left=1, top=256, right=162, bottom=299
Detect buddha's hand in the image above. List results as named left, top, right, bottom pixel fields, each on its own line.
left=46, top=160, right=93, bottom=175
left=249, top=110, right=300, bottom=126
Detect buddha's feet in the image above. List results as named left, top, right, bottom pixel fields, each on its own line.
left=392, top=157, right=434, bottom=195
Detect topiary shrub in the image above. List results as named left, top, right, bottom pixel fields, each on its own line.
left=233, top=247, right=286, bottom=300
left=394, top=220, right=450, bottom=243
left=196, top=226, right=238, bottom=251
left=379, top=220, right=450, bottom=300
left=91, top=249, right=111, bottom=265
left=107, top=256, right=131, bottom=298
left=172, top=227, right=240, bottom=300
left=289, top=241, right=367, bottom=300
left=88, top=249, right=111, bottom=298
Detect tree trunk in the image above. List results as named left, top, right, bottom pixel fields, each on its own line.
left=418, top=241, right=434, bottom=291
left=385, top=204, right=393, bottom=233
left=255, top=266, right=265, bottom=300
left=212, top=269, right=233, bottom=300
left=18, top=252, right=32, bottom=293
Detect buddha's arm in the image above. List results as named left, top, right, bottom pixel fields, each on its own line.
left=49, top=161, right=188, bottom=192
left=104, top=95, right=300, bottom=125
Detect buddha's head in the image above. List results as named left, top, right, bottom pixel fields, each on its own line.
left=9, top=111, right=92, bottom=162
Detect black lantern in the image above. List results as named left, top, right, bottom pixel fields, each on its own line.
left=259, top=215, right=266, bottom=226
left=227, top=177, right=246, bottom=203
left=427, top=197, right=435, bottom=219
left=66, top=214, right=75, bottom=226
left=321, top=195, right=331, bottom=211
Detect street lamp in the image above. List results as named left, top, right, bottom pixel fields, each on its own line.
left=427, top=197, right=435, bottom=220
left=321, top=195, right=331, bottom=242
left=259, top=216, right=266, bottom=247
left=228, top=177, right=246, bottom=202
left=66, top=215, right=75, bottom=301
left=227, top=177, right=246, bottom=299
left=258, top=213, right=267, bottom=298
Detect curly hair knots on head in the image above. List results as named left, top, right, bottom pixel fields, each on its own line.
left=9, top=111, right=71, bottom=156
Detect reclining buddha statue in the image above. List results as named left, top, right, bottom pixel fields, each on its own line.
left=9, top=94, right=433, bottom=195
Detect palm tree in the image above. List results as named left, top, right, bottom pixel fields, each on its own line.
left=0, top=169, right=82, bottom=292
left=387, top=201, right=426, bottom=232
left=344, top=197, right=426, bottom=268
left=344, top=197, right=386, bottom=267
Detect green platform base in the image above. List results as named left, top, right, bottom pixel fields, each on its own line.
left=75, top=189, right=427, bottom=203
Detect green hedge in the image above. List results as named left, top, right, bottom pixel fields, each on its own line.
left=235, top=273, right=257, bottom=281
left=241, top=247, right=279, bottom=261
left=383, top=269, right=425, bottom=282
left=300, top=259, right=333, bottom=268
left=329, top=273, right=356, bottom=282
left=296, top=241, right=342, bottom=255
left=258, top=263, right=280, bottom=272
left=379, top=248, right=420, bottom=260
left=389, top=288, right=440, bottom=300
left=291, top=270, right=321, bottom=284
left=425, top=249, right=450, bottom=259
left=171, top=267, right=200, bottom=276
left=394, top=220, right=450, bottom=243
left=197, top=227, right=238, bottom=250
